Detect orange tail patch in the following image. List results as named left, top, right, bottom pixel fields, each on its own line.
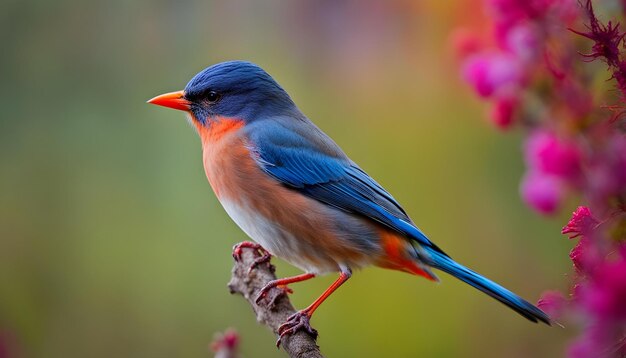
left=378, top=230, right=437, bottom=281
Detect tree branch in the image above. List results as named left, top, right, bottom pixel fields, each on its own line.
left=227, top=245, right=324, bottom=358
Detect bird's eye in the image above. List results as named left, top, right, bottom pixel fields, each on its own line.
left=206, top=91, right=221, bottom=103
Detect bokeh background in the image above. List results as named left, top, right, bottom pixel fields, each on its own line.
left=0, top=1, right=579, bottom=357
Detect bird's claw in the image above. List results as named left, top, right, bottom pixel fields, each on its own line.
left=278, top=284, right=294, bottom=295
left=255, top=283, right=293, bottom=306
left=255, top=285, right=272, bottom=305
left=232, top=241, right=273, bottom=274
left=247, top=250, right=272, bottom=274
left=276, top=310, right=318, bottom=348
left=232, top=241, right=263, bottom=261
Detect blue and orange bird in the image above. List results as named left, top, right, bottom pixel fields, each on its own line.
left=148, top=61, right=550, bottom=344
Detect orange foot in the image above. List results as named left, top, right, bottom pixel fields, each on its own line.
left=255, top=283, right=293, bottom=306
left=276, top=310, right=318, bottom=348
left=255, top=272, right=315, bottom=306
left=231, top=241, right=272, bottom=273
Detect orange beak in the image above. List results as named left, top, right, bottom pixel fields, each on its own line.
left=147, top=90, right=191, bottom=111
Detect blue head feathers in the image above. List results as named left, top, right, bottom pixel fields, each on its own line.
left=183, top=61, right=298, bottom=124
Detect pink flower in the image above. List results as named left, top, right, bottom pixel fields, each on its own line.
left=562, top=207, right=599, bottom=239
left=504, top=24, right=540, bottom=63
left=457, top=1, right=626, bottom=356
left=487, top=0, right=552, bottom=22
left=569, top=238, right=595, bottom=275
left=569, top=239, right=586, bottom=274
left=571, top=0, right=626, bottom=98
left=538, top=290, right=567, bottom=319
left=489, top=95, right=518, bottom=129
left=568, top=336, right=594, bottom=358
left=567, top=322, right=621, bottom=358
left=462, top=52, right=523, bottom=97
left=488, top=0, right=533, bottom=31
left=210, top=329, right=239, bottom=354
left=520, top=170, right=564, bottom=214
left=578, top=249, right=626, bottom=320
left=488, top=0, right=553, bottom=45
left=568, top=246, right=626, bottom=357
left=524, top=131, right=582, bottom=181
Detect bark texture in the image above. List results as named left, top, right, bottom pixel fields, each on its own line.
left=227, top=245, right=324, bottom=358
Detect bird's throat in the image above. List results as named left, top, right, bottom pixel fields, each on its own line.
left=196, top=117, right=246, bottom=144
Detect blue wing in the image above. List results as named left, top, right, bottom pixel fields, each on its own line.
left=245, top=119, right=552, bottom=325
left=245, top=117, right=448, bottom=256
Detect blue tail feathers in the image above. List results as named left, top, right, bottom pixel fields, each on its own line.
left=426, top=248, right=551, bottom=325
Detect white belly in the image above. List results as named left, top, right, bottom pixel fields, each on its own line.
left=219, top=198, right=331, bottom=273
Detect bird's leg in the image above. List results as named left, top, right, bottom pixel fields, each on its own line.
left=255, top=272, right=316, bottom=305
left=231, top=241, right=272, bottom=273
left=276, top=267, right=352, bottom=347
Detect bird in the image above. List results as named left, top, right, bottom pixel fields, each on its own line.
left=148, top=60, right=550, bottom=345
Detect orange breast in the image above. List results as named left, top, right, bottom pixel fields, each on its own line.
left=198, top=117, right=379, bottom=273
left=197, top=117, right=246, bottom=198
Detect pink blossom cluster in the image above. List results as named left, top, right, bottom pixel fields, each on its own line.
left=454, top=0, right=597, bottom=214
left=210, top=329, right=239, bottom=357
left=540, top=207, right=626, bottom=357
left=521, top=131, right=582, bottom=214
left=455, top=0, right=626, bottom=356
left=455, top=0, right=625, bottom=214
left=455, top=0, right=578, bottom=130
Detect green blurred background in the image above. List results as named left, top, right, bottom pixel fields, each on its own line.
left=1, top=1, right=577, bottom=357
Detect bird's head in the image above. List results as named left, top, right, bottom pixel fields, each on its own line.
left=148, top=61, right=298, bottom=126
